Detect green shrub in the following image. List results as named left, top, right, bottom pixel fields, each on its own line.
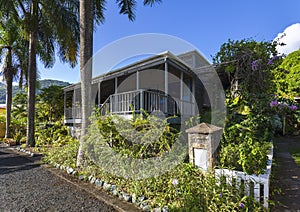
left=219, top=141, right=271, bottom=175
left=41, top=112, right=266, bottom=211
left=35, top=122, right=71, bottom=147
left=0, top=114, right=5, bottom=123
left=42, top=138, right=79, bottom=168
left=11, top=92, right=27, bottom=142
left=83, top=112, right=180, bottom=159
left=76, top=159, right=266, bottom=211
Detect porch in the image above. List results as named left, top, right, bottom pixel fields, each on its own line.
left=63, top=52, right=199, bottom=125
left=65, top=89, right=195, bottom=121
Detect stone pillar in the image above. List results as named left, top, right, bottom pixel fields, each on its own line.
left=186, top=123, right=223, bottom=171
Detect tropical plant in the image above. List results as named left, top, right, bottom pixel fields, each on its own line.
left=77, top=0, right=162, bottom=167
left=11, top=92, right=27, bottom=143
left=35, top=121, right=73, bottom=148
left=0, top=0, right=80, bottom=146
left=273, top=49, right=300, bottom=99
left=44, top=143, right=266, bottom=211
left=0, top=17, right=28, bottom=138
left=42, top=134, right=79, bottom=168
left=213, top=39, right=283, bottom=174
left=36, top=85, right=64, bottom=123
left=84, top=111, right=179, bottom=159
left=269, top=97, right=298, bottom=135
left=213, top=38, right=281, bottom=98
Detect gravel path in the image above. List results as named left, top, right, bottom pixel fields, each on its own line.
left=0, top=144, right=116, bottom=212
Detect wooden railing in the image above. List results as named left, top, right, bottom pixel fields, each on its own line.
left=99, top=89, right=194, bottom=116
left=65, top=106, right=81, bottom=119
left=65, top=89, right=195, bottom=120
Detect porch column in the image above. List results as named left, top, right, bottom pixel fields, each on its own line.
left=164, top=61, right=168, bottom=113
left=98, top=81, right=101, bottom=106
left=164, top=61, right=168, bottom=94
left=114, top=77, right=118, bottom=112
left=115, top=77, right=118, bottom=94
left=136, top=70, right=140, bottom=90
left=180, top=72, right=183, bottom=115
left=72, top=88, right=76, bottom=125
left=64, top=91, right=66, bottom=121
left=137, top=70, right=142, bottom=112
left=192, top=77, right=195, bottom=115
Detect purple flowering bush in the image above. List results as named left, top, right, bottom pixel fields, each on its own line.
left=269, top=98, right=299, bottom=134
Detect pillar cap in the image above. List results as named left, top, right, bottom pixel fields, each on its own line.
left=186, top=123, right=223, bottom=134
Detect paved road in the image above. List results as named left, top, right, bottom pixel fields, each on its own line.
left=0, top=144, right=116, bottom=212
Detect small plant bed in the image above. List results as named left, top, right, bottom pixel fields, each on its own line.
left=290, top=147, right=300, bottom=167
left=45, top=156, right=265, bottom=211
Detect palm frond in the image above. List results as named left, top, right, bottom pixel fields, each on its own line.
left=94, top=0, right=106, bottom=25
left=143, top=0, right=162, bottom=6
left=0, top=15, right=28, bottom=87
left=0, top=0, right=20, bottom=19
left=38, top=0, right=79, bottom=68
left=116, top=0, right=136, bottom=21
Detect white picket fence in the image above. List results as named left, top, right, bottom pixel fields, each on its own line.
left=215, top=146, right=273, bottom=208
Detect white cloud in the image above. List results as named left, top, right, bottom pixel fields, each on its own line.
left=274, top=23, right=300, bottom=55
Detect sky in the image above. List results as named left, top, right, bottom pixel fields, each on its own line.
left=39, top=0, right=300, bottom=83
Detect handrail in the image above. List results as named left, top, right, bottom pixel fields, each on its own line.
left=99, top=89, right=182, bottom=116
left=65, top=89, right=195, bottom=119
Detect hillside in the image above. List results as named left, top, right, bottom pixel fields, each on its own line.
left=0, top=79, right=71, bottom=104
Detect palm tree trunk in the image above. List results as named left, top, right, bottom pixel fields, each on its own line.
left=76, top=0, right=94, bottom=167
left=26, top=0, right=38, bottom=147
left=5, top=50, right=13, bottom=138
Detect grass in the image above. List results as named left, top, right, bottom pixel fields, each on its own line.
left=290, top=147, right=300, bottom=167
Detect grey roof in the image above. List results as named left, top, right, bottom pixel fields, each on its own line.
left=63, top=50, right=209, bottom=91
left=185, top=123, right=223, bottom=134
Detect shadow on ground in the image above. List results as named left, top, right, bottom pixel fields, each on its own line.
left=271, top=136, right=300, bottom=211
left=0, top=146, right=39, bottom=175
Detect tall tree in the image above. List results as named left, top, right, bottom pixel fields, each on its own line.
left=0, top=17, right=27, bottom=138
left=76, top=0, right=162, bottom=166
left=36, top=85, right=64, bottom=123
left=213, top=39, right=280, bottom=98
left=0, top=0, right=80, bottom=146
left=273, top=49, right=300, bottom=99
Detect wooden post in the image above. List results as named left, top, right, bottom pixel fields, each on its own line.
left=164, top=61, right=168, bottom=113
left=136, top=70, right=139, bottom=90
left=114, top=78, right=118, bottom=112
left=110, top=95, right=113, bottom=113
left=264, top=182, right=269, bottom=208
left=192, top=77, right=195, bottom=115
left=254, top=183, right=260, bottom=202
left=72, top=88, right=76, bottom=125
left=180, top=72, right=183, bottom=115
left=115, top=77, right=118, bottom=94
left=140, top=90, right=143, bottom=112
left=98, top=81, right=101, bottom=106
left=64, top=91, right=66, bottom=121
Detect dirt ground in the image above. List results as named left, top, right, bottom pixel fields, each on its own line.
left=271, top=136, right=300, bottom=211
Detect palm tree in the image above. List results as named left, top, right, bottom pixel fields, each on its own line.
left=0, top=17, right=27, bottom=138
left=76, top=0, right=162, bottom=166
left=0, top=0, right=80, bottom=146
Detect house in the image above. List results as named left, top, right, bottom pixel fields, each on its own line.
left=63, top=50, right=217, bottom=134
